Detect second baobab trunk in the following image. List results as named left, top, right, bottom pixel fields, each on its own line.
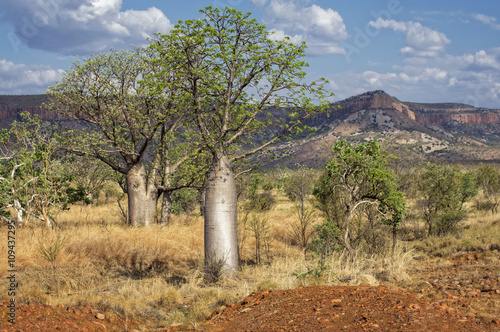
left=126, top=163, right=158, bottom=226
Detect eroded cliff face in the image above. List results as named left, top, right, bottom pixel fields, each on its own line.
left=0, top=105, right=16, bottom=120
left=0, top=95, right=66, bottom=126
left=414, top=112, right=500, bottom=125
left=0, top=105, right=66, bottom=121
left=333, top=90, right=499, bottom=126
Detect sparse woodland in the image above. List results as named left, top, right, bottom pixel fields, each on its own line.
left=1, top=6, right=500, bottom=330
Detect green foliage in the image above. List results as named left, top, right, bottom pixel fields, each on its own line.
left=247, top=192, right=276, bottom=212
left=171, top=188, right=199, bottom=215
left=248, top=175, right=264, bottom=199
left=293, top=219, right=340, bottom=280
left=261, top=182, right=274, bottom=192
left=46, top=48, right=209, bottom=226
left=150, top=6, right=333, bottom=159
left=238, top=174, right=276, bottom=212
left=62, top=155, right=114, bottom=202
left=475, top=164, right=500, bottom=214
left=313, top=140, right=406, bottom=251
left=0, top=114, right=88, bottom=226
left=417, top=163, right=478, bottom=236
left=65, top=185, right=92, bottom=205
left=311, top=219, right=341, bottom=260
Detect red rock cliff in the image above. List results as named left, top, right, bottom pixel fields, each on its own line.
left=332, top=90, right=499, bottom=126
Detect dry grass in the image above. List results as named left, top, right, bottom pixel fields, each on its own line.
left=410, top=210, right=500, bottom=257
left=1, top=191, right=495, bottom=329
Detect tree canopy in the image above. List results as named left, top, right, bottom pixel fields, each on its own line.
left=417, top=163, right=477, bottom=236
left=150, top=6, right=333, bottom=276
left=314, top=140, right=406, bottom=252
left=46, top=48, right=207, bottom=226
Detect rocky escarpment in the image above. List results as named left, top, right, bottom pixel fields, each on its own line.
left=331, top=90, right=500, bottom=126
left=1, top=91, right=499, bottom=130
left=0, top=95, right=66, bottom=127
left=414, top=112, right=499, bottom=125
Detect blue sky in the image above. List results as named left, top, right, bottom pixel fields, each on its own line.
left=0, top=0, right=499, bottom=107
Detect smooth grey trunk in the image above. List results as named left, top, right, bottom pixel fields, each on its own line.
left=126, top=163, right=158, bottom=227
left=204, top=154, right=238, bottom=277
left=199, top=190, right=206, bottom=217
left=159, top=190, right=173, bottom=225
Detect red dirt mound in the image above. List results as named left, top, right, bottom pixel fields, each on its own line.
left=1, top=284, right=498, bottom=331
left=204, top=285, right=498, bottom=331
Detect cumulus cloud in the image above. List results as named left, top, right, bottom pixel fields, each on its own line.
left=0, top=59, right=64, bottom=94
left=361, top=67, right=447, bottom=88
left=262, top=0, right=347, bottom=55
left=472, top=14, right=500, bottom=30
left=468, top=49, right=500, bottom=70
left=1, top=0, right=172, bottom=55
left=329, top=47, right=500, bottom=108
left=369, top=18, right=450, bottom=57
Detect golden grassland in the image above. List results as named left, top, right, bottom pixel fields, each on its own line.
left=0, top=192, right=499, bottom=329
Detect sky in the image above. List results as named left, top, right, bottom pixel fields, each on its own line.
left=0, top=0, right=499, bottom=108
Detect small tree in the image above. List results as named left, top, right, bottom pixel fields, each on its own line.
left=0, top=114, right=85, bottom=227
left=417, top=163, right=477, bottom=236
left=247, top=212, right=272, bottom=265
left=313, top=140, right=406, bottom=253
left=476, top=164, right=500, bottom=214
left=283, top=166, right=317, bottom=250
left=62, top=155, right=114, bottom=202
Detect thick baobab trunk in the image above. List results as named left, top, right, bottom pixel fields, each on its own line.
left=159, top=190, right=173, bottom=225
left=204, top=154, right=238, bottom=278
left=126, top=163, right=158, bottom=226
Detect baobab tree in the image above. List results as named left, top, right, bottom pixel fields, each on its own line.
left=46, top=49, right=206, bottom=226
left=150, top=6, right=333, bottom=276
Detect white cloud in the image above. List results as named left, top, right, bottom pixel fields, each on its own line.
left=268, top=29, right=303, bottom=44
left=262, top=0, right=347, bottom=55
left=2, top=0, right=172, bottom=55
left=361, top=67, right=447, bottom=88
left=472, top=14, right=500, bottom=30
left=249, top=0, right=270, bottom=6
left=470, top=50, right=500, bottom=70
left=369, top=18, right=450, bottom=57
left=0, top=59, right=64, bottom=94
left=329, top=47, right=500, bottom=108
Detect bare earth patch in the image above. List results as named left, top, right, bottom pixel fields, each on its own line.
left=0, top=250, right=499, bottom=331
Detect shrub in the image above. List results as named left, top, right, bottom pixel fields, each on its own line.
left=247, top=192, right=276, bottom=212
left=172, top=188, right=199, bottom=215
left=417, top=163, right=477, bottom=236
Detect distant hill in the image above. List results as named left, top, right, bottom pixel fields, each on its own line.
left=0, top=94, right=67, bottom=127
left=2, top=91, right=500, bottom=165
left=266, top=90, right=500, bottom=166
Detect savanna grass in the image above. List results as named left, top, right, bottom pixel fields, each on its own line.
left=0, top=190, right=465, bottom=329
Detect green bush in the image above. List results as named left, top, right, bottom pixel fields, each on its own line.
left=172, top=188, right=199, bottom=215
left=246, top=192, right=276, bottom=212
